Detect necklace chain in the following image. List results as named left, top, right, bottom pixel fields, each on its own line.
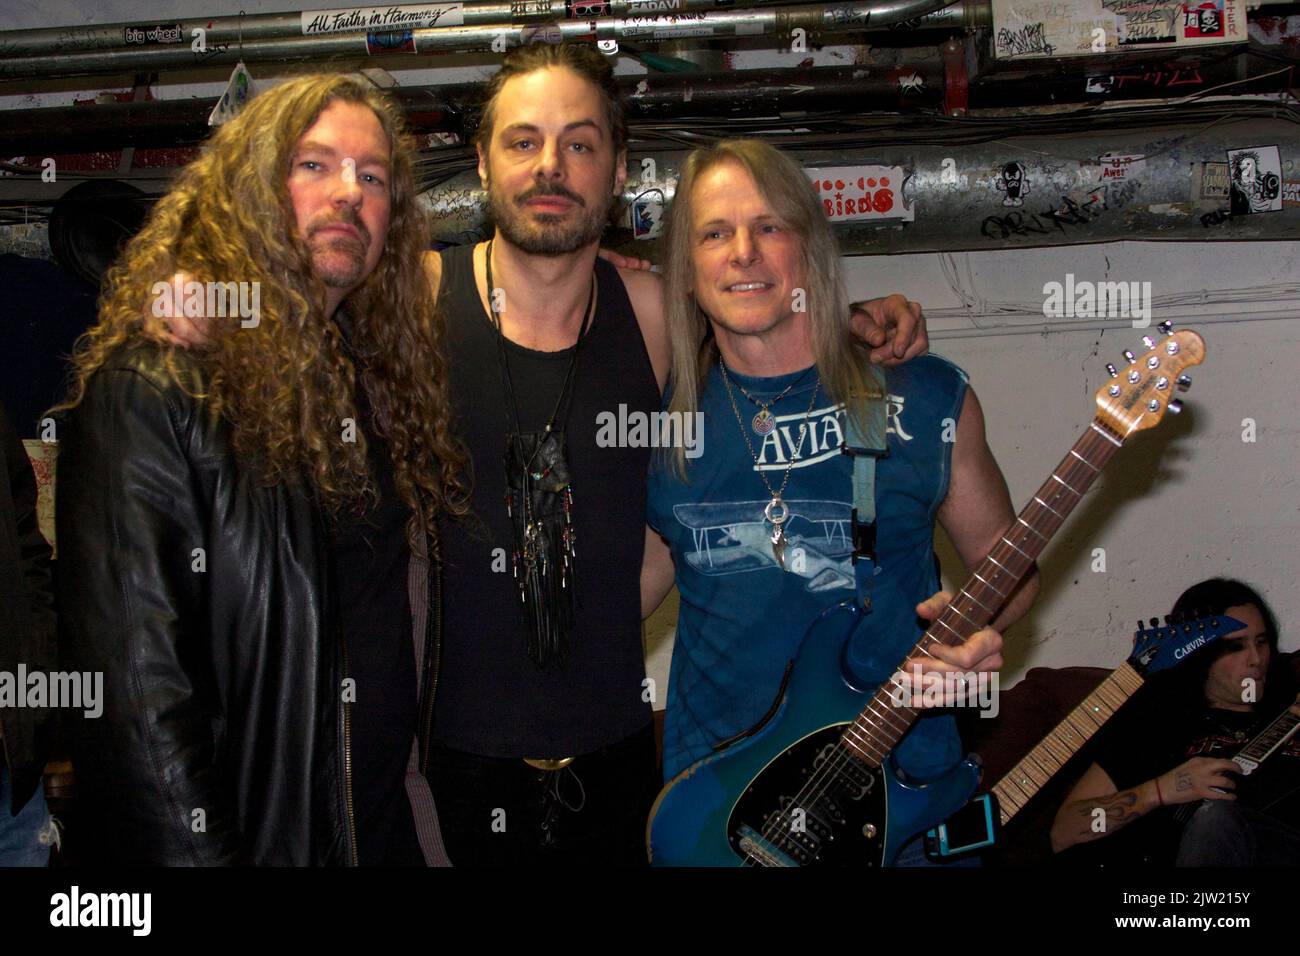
left=485, top=239, right=594, bottom=462
left=718, top=356, right=821, bottom=503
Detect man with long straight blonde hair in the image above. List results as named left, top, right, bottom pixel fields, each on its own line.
left=55, top=74, right=467, bottom=865
left=642, top=139, right=1040, bottom=864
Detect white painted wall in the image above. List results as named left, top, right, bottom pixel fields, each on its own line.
left=850, top=241, right=1300, bottom=673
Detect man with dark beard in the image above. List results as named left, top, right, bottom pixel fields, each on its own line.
left=421, top=43, right=929, bottom=866
left=55, top=75, right=467, bottom=865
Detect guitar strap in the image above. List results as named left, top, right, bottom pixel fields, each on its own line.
left=843, top=370, right=889, bottom=611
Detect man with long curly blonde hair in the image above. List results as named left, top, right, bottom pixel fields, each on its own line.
left=54, top=74, right=466, bottom=865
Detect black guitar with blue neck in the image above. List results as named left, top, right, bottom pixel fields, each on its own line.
left=647, top=325, right=1206, bottom=866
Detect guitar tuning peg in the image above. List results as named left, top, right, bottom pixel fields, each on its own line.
left=1167, top=399, right=1183, bottom=415
left=1123, top=350, right=1136, bottom=363
left=1157, top=320, right=1173, bottom=334
left=1106, top=363, right=1118, bottom=377
left=1142, top=336, right=1155, bottom=350
left=1149, top=617, right=1160, bottom=629
left=1163, top=614, right=1172, bottom=625
left=1136, top=619, right=1145, bottom=633
left=1176, top=374, right=1191, bottom=391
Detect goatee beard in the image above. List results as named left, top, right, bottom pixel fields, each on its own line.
left=489, top=182, right=615, bottom=256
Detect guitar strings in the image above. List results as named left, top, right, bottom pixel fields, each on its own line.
left=750, top=652, right=934, bottom=864
left=744, top=423, right=1125, bottom=865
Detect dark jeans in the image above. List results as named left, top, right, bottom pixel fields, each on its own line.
left=429, top=724, right=659, bottom=867
left=1176, top=800, right=1300, bottom=866
left=0, top=765, right=52, bottom=867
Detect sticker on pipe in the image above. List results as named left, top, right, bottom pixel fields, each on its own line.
left=123, top=23, right=184, bottom=45
left=631, top=188, right=666, bottom=240
left=1227, top=146, right=1283, bottom=214
left=989, top=0, right=1245, bottom=58
left=805, top=167, right=913, bottom=223
left=1196, top=162, right=1230, bottom=200
left=618, top=13, right=711, bottom=38
left=302, top=4, right=464, bottom=35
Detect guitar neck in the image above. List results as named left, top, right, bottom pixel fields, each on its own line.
left=842, top=418, right=1125, bottom=765
left=991, top=662, right=1145, bottom=826
left=1234, top=695, right=1300, bottom=773
left=1171, top=695, right=1300, bottom=825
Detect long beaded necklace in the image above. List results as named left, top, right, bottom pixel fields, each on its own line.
left=718, top=355, right=821, bottom=571
left=486, top=239, right=595, bottom=664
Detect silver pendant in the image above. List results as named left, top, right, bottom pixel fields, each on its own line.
left=522, top=521, right=540, bottom=565
left=764, top=496, right=790, bottom=571
left=752, top=408, right=775, bottom=436
left=770, top=524, right=787, bottom=570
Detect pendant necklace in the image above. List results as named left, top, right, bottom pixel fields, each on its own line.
left=718, top=356, right=821, bottom=571
left=725, top=367, right=812, bottom=436
left=486, top=239, right=595, bottom=664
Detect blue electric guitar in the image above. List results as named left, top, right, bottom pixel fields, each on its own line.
left=647, top=324, right=1206, bottom=867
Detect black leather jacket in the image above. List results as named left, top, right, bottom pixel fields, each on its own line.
left=58, top=344, right=377, bottom=865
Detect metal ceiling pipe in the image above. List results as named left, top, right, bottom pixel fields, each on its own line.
left=0, top=63, right=944, bottom=154
left=0, top=0, right=969, bottom=59
left=421, top=116, right=1300, bottom=254
left=0, top=0, right=981, bottom=80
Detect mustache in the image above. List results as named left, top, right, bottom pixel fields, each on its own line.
left=308, top=211, right=371, bottom=246
left=515, top=183, right=586, bottom=207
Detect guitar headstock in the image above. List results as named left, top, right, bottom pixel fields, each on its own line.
left=1094, top=323, right=1205, bottom=437
left=1129, top=612, right=1246, bottom=677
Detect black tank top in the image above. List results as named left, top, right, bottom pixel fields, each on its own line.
left=433, top=244, right=658, bottom=756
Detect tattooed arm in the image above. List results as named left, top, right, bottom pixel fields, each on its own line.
left=1050, top=757, right=1241, bottom=853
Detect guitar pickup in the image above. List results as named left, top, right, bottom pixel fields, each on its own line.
left=735, top=825, right=798, bottom=867
left=762, top=811, right=823, bottom=863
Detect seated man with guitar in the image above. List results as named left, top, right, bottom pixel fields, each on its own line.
left=640, top=139, right=1040, bottom=866
left=1051, top=578, right=1300, bottom=866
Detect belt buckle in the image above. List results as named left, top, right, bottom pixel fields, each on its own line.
left=523, top=757, right=574, bottom=772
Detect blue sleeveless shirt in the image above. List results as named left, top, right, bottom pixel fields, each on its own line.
left=648, top=354, right=969, bottom=781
